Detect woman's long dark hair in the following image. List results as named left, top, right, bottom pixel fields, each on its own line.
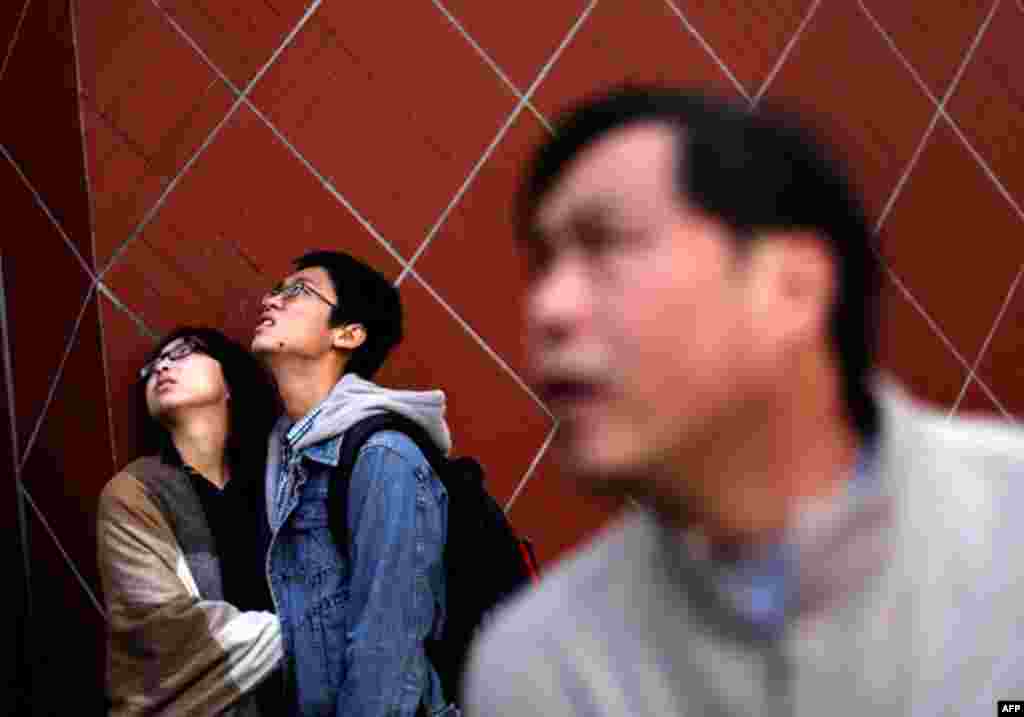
left=136, top=327, right=281, bottom=611
left=136, top=326, right=281, bottom=490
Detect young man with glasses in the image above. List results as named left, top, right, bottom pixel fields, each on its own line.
left=252, top=251, right=455, bottom=717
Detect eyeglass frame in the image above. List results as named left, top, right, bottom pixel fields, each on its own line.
left=263, top=280, right=338, bottom=309
left=138, top=336, right=209, bottom=381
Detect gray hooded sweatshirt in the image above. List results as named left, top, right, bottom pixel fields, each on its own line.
left=265, top=373, right=452, bottom=521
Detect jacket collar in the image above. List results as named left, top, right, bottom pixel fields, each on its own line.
left=282, top=402, right=342, bottom=467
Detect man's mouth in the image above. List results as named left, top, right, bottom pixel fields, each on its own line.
left=257, top=315, right=275, bottom=331
left=538, top=379, right=605, bottom=411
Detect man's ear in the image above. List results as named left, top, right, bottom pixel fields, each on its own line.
left=747, top=231, right=836, bottom=342
left=333, top=323, right=367, bottom=351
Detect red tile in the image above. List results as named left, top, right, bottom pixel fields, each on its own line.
left=505, top=446, right=626, bottom=570
left=975, top=271, right=1024, bottom=420
left=104, top=104, right=405, bottom=347
left=14, top=309, right=110, bottom=714
left=4, top=246, right=27, bottom=709
left=19, top=294, right=113, bottom=593
left=81, top=101, right=104, bottom=244
left=145, top=79, right=236, bottom=185
left=0, top=294, right=19, bottom=706
left=531, top=2, right=746, bottom=121
left=0, top=0, right=93, bottom=263
left=333, top=2, right=513, bottom=178
left=81, top=4, right=238, bottom=272
left=103, top=237, right=222, bottom=337
left=75, top=0, right=149, bottom=102
left=879, top=120, right=1024, bottom=366
left=439, top=0, right=588, bottom=91
left=760, top=0, right=935, bottom=219
left=154, top=103, right=406, bottom=282
left=877, top=270, right=968, bottom=412
left=244, top=13, right=330, bottom=132
left=860, top=0, right=990, bottom=101
left=251, top=5, right=517, bottom=257
left=416, top=111, right=548, bottom=380
left=142, top=220, right=267, bottom=344
left=0, top=265, right=15, bottom=520
left=947, top=0, right=1024, bottom=215
left=1, top=157, right=94, bottom=459
left=88, top=113, right=165, bottom=271
left=92, top=1, right=221, bottom=160
left=23, top=503, right=107, bottom=714
left=158, top=0, right=307, bottom=87
left=266, top=0, right=310, bottom=14
left=678, top=0, right=816, bottom=97
left=0, top=1, right=29, bottom=63
left=71, top=0, right=99, bottom=102
left=954, top=378, right=1010, bottom=420
left=376, top=274, right=553, bottom=505
left=0, top=306, right=18, bottom=712
left=99, top=294, right=157, bottom=468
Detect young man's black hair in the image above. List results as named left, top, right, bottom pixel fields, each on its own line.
left=293, top=250, right=404, bottom=380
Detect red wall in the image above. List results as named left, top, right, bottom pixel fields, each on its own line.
left=3, top=0, right=1022, bottom=711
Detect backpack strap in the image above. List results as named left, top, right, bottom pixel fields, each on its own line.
left=327, top=412, right=442, bottom=551
left=518, top=537, right=540, bottom=583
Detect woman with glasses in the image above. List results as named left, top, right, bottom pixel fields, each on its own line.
left=97, top=327, right=284, bottom=716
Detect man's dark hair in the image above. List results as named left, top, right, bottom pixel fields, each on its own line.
left=137, top=326, right=282, bottom=479
left=294, top=250, right=404, bottom=380
left=518, top=86, right=881, bottom=439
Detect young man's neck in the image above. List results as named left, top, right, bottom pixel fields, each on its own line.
left=663, top=356, right=862, bottom=552
left=169, top=408, right=231, bottom=489
left=269, top=355, right=347, bottom=422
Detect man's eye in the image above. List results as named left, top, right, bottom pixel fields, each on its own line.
left=523, top=243, right=553, bottom=278
left=579, top=230, right=620, bottom=256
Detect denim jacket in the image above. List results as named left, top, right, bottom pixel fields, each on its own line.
left=264, top=376, right=456, bottom=717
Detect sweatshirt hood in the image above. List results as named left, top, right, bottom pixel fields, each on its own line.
left=286, top=373, right=451, bottom=456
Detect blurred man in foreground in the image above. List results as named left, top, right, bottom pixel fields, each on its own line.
left=463, top=87, right=1024, bottom=716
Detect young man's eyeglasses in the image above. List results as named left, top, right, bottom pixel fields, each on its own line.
left=139, top=337, right=208, bottom=381
left=263, top=281, right=338, bottom=309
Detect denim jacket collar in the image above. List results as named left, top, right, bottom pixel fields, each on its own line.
left=300, top=435, right=342, bottom=467
left=283, top=402, right=342, bottom=468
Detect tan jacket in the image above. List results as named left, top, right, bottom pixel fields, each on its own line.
left=97, top=458, right=282, bottom=716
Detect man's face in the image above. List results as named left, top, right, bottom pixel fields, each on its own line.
left=526, top=123, right=781, bottom=492
left=252, top=267, right=339, bottom=359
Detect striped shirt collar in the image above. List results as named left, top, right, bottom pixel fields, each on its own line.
left=285, top=402, right=327, bottom=449
left=281, top=402, right=343, bottom=467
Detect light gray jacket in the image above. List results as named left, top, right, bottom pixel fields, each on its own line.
left=463, top=381, right=1024, bottom=717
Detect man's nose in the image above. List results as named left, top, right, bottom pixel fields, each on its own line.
left=526, top=259, right=591, bottom=343
left=262, top=292, right=283, bottom=310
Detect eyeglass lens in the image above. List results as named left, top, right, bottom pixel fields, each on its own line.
left=139, top=339, right=202, bottom=380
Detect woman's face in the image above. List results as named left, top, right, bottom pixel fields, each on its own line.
left=143, top=337, right=229, bottom=421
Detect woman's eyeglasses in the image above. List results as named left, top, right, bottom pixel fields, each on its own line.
left=139, top=337, right=207, bottom=381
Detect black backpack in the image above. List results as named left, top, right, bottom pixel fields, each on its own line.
left=326, top=412, right=539, bottom=706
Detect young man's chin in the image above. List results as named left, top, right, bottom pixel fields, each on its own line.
left=250, top=331, right=279, bottom=355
